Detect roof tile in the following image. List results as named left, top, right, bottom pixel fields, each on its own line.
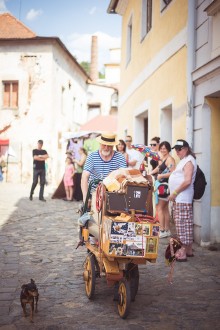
left=0, top=13, right=36, bottom=38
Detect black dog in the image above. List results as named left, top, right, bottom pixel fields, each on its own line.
left=20, top=279, right=39, bottom=322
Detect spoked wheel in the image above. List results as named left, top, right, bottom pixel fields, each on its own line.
left=83, top=254, right=96, bottom=299
left=96, top=182, right=105, bottom=213
left=127, top=263, right=139, bottom=302
left=117, top=278, right=131, bottom=319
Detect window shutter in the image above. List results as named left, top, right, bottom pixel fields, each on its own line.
left=3, top=83, right=10, bottom=107
left=12, top=83, right=18, bottom=108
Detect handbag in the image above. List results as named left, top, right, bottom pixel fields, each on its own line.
left=165, top=237, right=182, bottom=264
left=157, top=182, right=170, bottom=198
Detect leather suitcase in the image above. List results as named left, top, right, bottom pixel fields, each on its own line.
left=105, top=184, right=149, bottom=213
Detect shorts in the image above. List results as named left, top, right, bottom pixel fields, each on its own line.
left=173, top=202, right=193, bottom=245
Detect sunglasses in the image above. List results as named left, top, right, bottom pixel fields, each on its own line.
left=150, top=143, right=157, bottom=147
left=126, top=140, right=132, bottom=142
left=175, top=147, right=183, bottom=152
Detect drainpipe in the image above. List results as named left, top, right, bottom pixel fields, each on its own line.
left=186, top=0, right=196, bottom=147
left=186, top=2, right=211, bottom=246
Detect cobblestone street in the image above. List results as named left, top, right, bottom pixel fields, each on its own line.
left=0, top=183, right=220, bottom=330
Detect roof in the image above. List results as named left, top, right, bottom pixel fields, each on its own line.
left=107, top=0, right=120, bottom=14
left=0, top=13, right=36, bottom=38
left=0, top=13, right=90, bottom=80
left=80, top=115, right=117, bottom=132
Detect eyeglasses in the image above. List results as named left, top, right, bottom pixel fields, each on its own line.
left=150, top=143, right=157, bottom=147
left=126, top=140, right=132, bottom=142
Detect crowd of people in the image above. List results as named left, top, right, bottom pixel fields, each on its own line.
left=148, top=138, right=197, bottom=261
left=62, top=133, right=144, bottom=201
left=29, top=133, right=197, bottom=262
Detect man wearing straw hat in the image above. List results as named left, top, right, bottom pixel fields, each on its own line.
left=81, top=132, right=127, bottom=202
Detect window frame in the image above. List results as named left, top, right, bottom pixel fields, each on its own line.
left=2, top=80, right=19, bottom=110
left=126, top=15, right=133, bottom=66
left=141, top=0, right=152, bottom=41
left=160, top=0, right=172, bottom=13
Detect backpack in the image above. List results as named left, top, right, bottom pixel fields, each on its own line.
left=193, top=165, right=207, bottom=200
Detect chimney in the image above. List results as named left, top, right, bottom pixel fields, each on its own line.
left=90, top=35, right=98, bottom=82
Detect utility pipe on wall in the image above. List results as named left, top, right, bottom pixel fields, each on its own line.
left=186, top=0, right=196, bottom=147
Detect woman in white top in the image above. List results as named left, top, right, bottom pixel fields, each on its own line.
left=169, top=139, right=197, bottom=261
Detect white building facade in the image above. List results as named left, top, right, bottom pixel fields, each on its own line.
left=192, top=0, right=220, bottom=244
left=0, top=36, right=89, bottom=185
left=0, top=14, right=119, bottom=186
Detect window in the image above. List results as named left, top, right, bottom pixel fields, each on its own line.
left=127, top=16, right=133, bottom=65
left=111, top=92, right=118, bottom=108
left=2, top=81, right=18, bottom=109
left=141, top=0, right=152, bottom=40
left=87, top=103, right=100, bottom=121
left=161, top=0, right=172, bottom=12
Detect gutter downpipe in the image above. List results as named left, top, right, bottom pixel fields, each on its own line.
left=186, top=1, right=211, bottom=246
left=186, top=0, right=196, bottom=147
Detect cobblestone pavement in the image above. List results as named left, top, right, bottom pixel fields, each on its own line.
left=0, top=183, right=220, bottom=330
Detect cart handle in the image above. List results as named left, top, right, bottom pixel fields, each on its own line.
left=82, top=178, right=102, bottom=214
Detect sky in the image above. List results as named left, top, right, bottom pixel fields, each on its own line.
left=0, top=0, right=122, bottom=71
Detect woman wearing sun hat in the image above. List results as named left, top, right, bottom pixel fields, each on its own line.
left=81, top=132, right=127, bottom=202
left=168, top=139, right=197, bottom=261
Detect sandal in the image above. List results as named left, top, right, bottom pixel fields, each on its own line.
left=186, top=253, right=194, bottom=257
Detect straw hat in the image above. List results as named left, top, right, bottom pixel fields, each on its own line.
left=96, top=132, right=118, bottom=146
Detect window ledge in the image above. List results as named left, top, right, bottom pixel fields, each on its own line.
left=2, top=107, right=18, bottom=111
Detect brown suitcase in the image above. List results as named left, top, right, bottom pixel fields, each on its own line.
left=105, top=183, right=149, bottom=213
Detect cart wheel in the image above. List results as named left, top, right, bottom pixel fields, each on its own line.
left=117, top=279, right=131, bottom=319
left=127, top=263, right=139, bottom=302
left=96, top=182, right=104, bottom=212
left=83, top=254, right=96, bottom=299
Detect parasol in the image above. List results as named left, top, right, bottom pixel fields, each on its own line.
left=131, top=144, right=160, bottom=161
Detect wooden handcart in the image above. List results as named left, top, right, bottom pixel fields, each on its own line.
left=77, top=176, right=160, bottom=319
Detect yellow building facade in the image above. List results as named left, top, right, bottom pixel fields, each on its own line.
left=108, top=0, right=220, bottom=244
left=113, top=0, right=188, bottom=144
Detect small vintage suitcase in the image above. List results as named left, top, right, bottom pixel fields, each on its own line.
left=105, top=183, right=149, bottom=213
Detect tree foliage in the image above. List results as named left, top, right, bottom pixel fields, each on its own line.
left=80, top=61, right=105, bottom=79
left=80, top=61, right=90, bottom=75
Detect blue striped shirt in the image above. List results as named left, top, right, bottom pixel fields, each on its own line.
left=83, top=150, right=127, bottom=189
